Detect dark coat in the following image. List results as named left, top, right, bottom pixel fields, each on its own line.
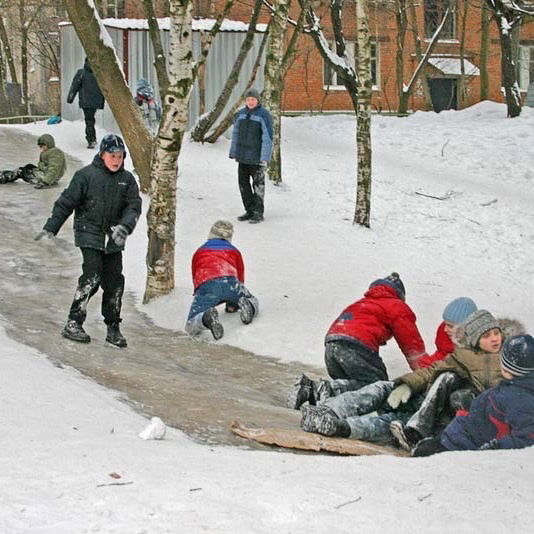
left=441, top=373, right=534, bottom=450
left=44, top=155, right=141, bottom=253
left=325, top=284, right=427, bottom=370
left=229, top=104, right=273, bottom=164
left=67, top=59, right=105, bottom=110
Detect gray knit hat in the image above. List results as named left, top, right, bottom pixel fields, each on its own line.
left=442, top=297, right=477, bottom=324
left=500, top=335, right=534, bottom=377
left=462, top=310, right=500, bottom=348
left=208, top=220, right=234, bottom=242
left=245, top=88, right=260, bottom=102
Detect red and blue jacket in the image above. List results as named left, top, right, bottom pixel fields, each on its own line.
left=192, top=239, right=245, bottom=292
left=441, top=373, right=534, bottom=450
left=325, top=284, right=427, bottom=370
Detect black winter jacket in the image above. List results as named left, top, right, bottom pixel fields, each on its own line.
left=67, top=59, right=105, bottom=110
left=44, top=155, right=141, bottom=253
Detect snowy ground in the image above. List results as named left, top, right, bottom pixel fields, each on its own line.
left=1, top=102, right=534, bottom=532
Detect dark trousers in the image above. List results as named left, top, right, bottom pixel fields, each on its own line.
left=68, top=247, right=124, bottom=325
left=82, top=107, right=97, bottom=143
left=238, top=163, right=265, bottom=216
left=324, top=339, right=389, bottom=394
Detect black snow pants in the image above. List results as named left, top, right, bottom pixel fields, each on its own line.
left=82, top=107, right=97, bottom=144
left=68, top=247, right=124, bottom=325
left=238, top=163, right=265, bottom=217
left=324, top=339, right=389, bottom=395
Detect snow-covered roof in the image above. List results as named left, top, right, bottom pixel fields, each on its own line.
left=428, top=57, right=480, bottom=76
left=59, top=17, right=267, bottom=32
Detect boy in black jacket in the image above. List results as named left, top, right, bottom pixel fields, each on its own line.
left=35, top=134, right=141, bottom=347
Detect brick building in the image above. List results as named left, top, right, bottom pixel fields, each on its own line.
left=118, top=0, right=534, bottom=113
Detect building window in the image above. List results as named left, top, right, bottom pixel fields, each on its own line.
left=425, top=0, right=456, bottom=40
left=323, top=41, right=379, bottom=89
left=105, top=0, right=125, bottom=18
left=518, top=45, right=534, bottom=90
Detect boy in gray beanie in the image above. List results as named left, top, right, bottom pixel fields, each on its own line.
left=185, top=220, right=258, bottom=340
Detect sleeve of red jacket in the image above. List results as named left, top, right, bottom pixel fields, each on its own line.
left=418, top=322, right=455, bottom=368
left=235, top=249, right=245, bottom=284
left=391, top=309, right=428, bottom=370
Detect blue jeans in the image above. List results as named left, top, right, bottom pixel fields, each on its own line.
left=325, top=381, right=420, bottom=445
left=185, top=276, right=258, bottom=335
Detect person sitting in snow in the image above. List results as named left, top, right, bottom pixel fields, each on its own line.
left=287, top=273, right=428, bottom=410
left=388, top=309, right=525, bottom=453
left=411, top=334, right=534, bottom=456
left=34, top=134, right=141, bottom=348
left=298, top=297, right=478, bottom=444
left=185, top=220, right=258, bottom=341
left=0, top=134, right=66, bottom=189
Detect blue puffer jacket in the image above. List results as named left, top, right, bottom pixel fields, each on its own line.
left=229, top=104, right=273, bottom=164
left=441, top=373, right=534, bottom=450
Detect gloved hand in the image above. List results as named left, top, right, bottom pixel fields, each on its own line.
left=478, top=439, right=499, bottom=450
left=387, top=383, right=412, bottom=409
left=110, top=225, right=128, bottom=247
left=260, top=161, right=267, bottom=167
left=34, top=230, right=54, bottom=241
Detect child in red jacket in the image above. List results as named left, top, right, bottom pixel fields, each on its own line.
left=288, top=273, right=428, bottom=409
left=185, top=220, right=258, bottom=340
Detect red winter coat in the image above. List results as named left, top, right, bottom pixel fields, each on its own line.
left=192, top=239, right=245, bottom=292
left=417, top=322, right=455, bottom=368
left=325, top=284, right=427, bottom=370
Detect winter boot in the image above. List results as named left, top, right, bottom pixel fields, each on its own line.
left=248, top=214, right=264, bottom=224
left=411, top=437, right=447, bottom=457
left=286, top=373, right=316, bottom=410
left=238, top=296, right=255, bottom=325
left=389, top=421, right=422, bottom=452
left=87, top=141, right=97, bottom=149
left=315, top=379, right=334, bottom=404
left=300, top=405, right=348, bottom=437
left=237, top=212, right=253, bottom=221
left=202, top=307, right=224, bottom=340
left=62, top=320, right=91, bottom=343
left=106, top=322, right=128, bottom=348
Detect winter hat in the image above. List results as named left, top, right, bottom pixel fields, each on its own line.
left=369, top=272, right=405, bottom=300
left=500, top=335, right=534, bottom=377
left=99, top=134, right=126, bottom=156
left=208, top=220, right=234, bottom=242
left=442, top=297, right=478, bottom=324
left=462, top=310, right=500, bottom=348
left=245, top=88, right=260, bottom=102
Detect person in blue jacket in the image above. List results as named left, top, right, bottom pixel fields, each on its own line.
left=412, top=334, right=534, bottom=456
left=229, top=88, right=273, bottom=224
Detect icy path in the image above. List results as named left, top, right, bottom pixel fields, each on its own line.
left=0, top=128, right=310, bottom=447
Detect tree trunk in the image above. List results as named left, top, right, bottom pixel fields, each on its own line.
left=408, top=0, right=432, bottom=110
left=494, top=11, right=522, bottom=117
left=354, top=0, right=372, bottom=228
left=190, top=0, right=263, bottom=142
left=63, top=0, right=153, bottom=192
left=142, top=0, right=169, bottom=98
left=263, top=0, right=289, bottom=185
left=0, top=12, right=21, bottom=113
left=395, top=0, right=408, bottom=114
left=458, top=0, right=469, bottom=108
left=480, top=4, right=490, bottom=100
left=143, top=0, right=194, bottom=303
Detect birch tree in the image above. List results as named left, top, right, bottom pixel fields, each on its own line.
left=63, top=0, right=153, bottom=191
left=144, top=0, right=194, bottom=303
left=355, top=0, right=372, bottom=227
left=262, top=0, right=289, bottom=185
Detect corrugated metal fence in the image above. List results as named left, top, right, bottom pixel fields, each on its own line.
left=60, top=20, right=266, bottom=136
